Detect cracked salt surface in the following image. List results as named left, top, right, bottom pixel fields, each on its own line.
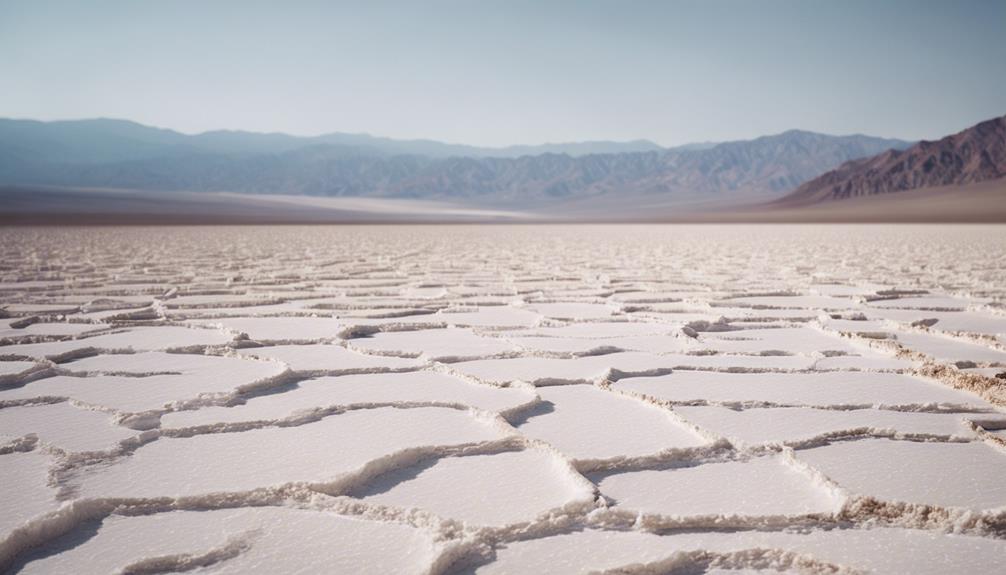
left=2, top=224, right=1006, bottom=573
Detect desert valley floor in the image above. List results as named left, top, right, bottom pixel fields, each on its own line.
left=2, top=224, right=1006, bottom=574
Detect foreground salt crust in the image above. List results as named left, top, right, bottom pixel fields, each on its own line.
left=516, top=384, right=707, bottom=460
left=2, top=224, right=1006, bottom=574
left=359, top=449, right=594, bottom=527
left=595, top=454, right=843, bottom=518
left=17, top=508, right=439, bottom=575
left=472, top=527, right=1006, bottom=575
left=190, top=316, right=345, bottom=342
left=451, top=351, right=816, bottom=386
left=797, top=439, right=1006, bottom=510
left=75, top=407, right=504, bottom=499
left=0, top=451, right=59, bottom=538
left=236, top=343, right=425, bottom=372
left=674, top=405, right=1006, bottom=446
left=0, top=321, right=102, bottom=339
left=1, top=325, right=233, bottom=360
left=698, top=326, right=867, bottom=355
left=1, top=352, right=286, bottom=414
left=615, top=371, right=993, bottom=409
left=0, top=361, right=36, bottom=377
left=505, top=333, right=696, bottom=355
left=347, top=327, right=519, bottom=361
left=0, top=402, right=138, bottom=453
left=892, top=331, right=1006, bottom=365
left=160, top=371, right=535, bottom=429
left=869, top=309, right=1006, bottom=335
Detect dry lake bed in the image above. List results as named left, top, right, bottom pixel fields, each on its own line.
left=2, top=224, right=1006, bottom=574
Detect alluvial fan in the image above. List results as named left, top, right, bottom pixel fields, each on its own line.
left=2, top=224, right=1006, bottom=574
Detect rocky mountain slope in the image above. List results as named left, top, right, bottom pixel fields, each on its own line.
left=780, top=115, right=1006, bottom=204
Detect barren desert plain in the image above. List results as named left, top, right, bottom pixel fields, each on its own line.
left=2, top=224, right=1006, bottom=574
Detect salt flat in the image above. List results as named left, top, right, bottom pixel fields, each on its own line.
left=1, top=224, right=1006, bottom=574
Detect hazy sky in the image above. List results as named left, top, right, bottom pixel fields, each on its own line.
left=2, top=0, right=1004, bottom=147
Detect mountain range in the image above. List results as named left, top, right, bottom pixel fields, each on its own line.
left=3, top=115, right=1004, bottom=222
left=0, top=118, right=909, bottom=206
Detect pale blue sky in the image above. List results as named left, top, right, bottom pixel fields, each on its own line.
left=1, top=0, right=1004, bottom=146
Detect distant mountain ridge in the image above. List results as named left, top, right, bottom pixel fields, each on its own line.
left=0, top=118, right=664, bottom=161
left=0, top=118, right=911, bottom=206
left=780, top=115, right=1006, bottom=204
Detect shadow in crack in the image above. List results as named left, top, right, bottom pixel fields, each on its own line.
left=7, top=518, right=103, bottom=573
left=505, top=399, right=556, bottom=426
